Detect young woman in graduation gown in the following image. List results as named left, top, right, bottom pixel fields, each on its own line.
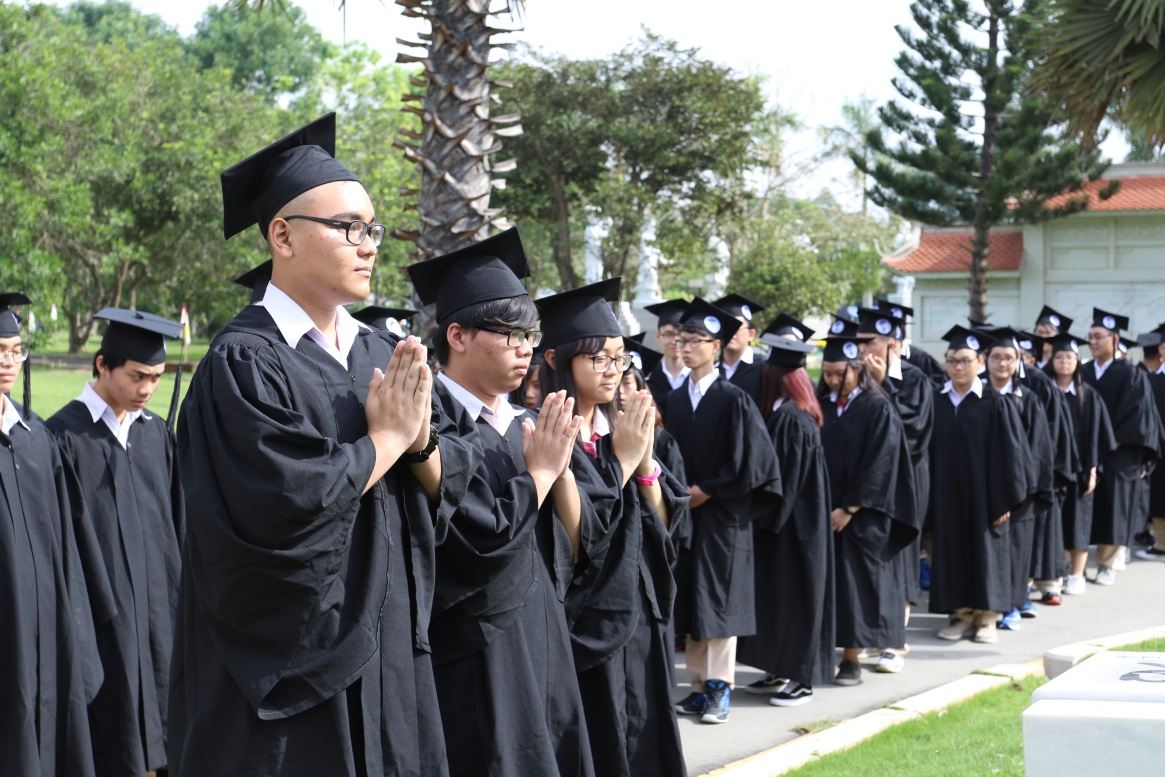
left=1045, top=334, right=1117, bottom=593
left=737, top=337, right=835, bottom=706
left=537, top=279, right=691, bottom=777
left=816, top=336, right=918, bottom=686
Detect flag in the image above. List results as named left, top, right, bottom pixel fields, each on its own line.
left=180, top=304, right=191, bottom=346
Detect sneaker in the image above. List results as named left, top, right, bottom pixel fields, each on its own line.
left=875, top=651, right=905, bottom=673
left=1134, top=530, right=1155, bottom=546
left=834, top=660, right=862, bottom=686
left=701, top=680, right=730, bottom=724
left=1113, top=548, right=1128, bottom=571
left=1064, top=574, right=1086, bottom=596
left=1040, top=592, right=1062, bottom=606
left=674, top=692, right=708, bottom=715
left=937, top=617, right=975, bottom=641
left=973, top=620, right=998, bottom=643
left=999, top=608, right=1022, bottom=630
left=919, top=558, right=931, bottom=590
left=1020, top=601, right=1039, bottom=618
left=856, top=647, right=877, bottom=659
left=770, top=681, right=814, bottom=707
left=743, top=674, right=789, bottom=695
left=1094, top=566, right=1117, bottom=586
left=1135, top=547, right=1165, bottom=562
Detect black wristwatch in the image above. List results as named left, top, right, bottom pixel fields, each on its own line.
left=402, top=425, right=439, bottom=464
left=843, top=506, right=858, bottom=516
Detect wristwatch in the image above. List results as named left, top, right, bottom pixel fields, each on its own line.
left=402, top=425, right=439, bottom=464
left=843, top=506, right=858, bottom=516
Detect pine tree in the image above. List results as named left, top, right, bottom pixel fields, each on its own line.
left=857, top=0, right=1111, bottom=322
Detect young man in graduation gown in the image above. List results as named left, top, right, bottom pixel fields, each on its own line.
left=665, top=298, right=782, bottom=723
left=644, top=299, right=690, bottom=416
left=407, top=229, right=596, bottom=777
left=1, top=294, right=115, bottom=777
left=1033, top=305, right=1073, bottom=369
left=170, top=114, right=474, bottom=777
left=1083, top=308, right=1163, bottom=585
left=857, top=308, right=932, bottom=674
left=928, top=327, right=1032, bottom=645
left=1140, top=342, right=1165, bottom=561
left=712, top=293, right=764, bottom=407
left=873, top=298, right=946, bottom=387
left=47, top=308, right=186, bottom=777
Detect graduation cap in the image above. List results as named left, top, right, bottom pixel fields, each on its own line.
left=1048, top=332, right=1087, bottom=355
left=874, top=298, right=913, bottom=320
left=0, top=292, right=32, bottom=415
left=96, top=308, right=183, bottom=365
left=1015, top=331, right=1044, bottom=355
left=942, top=324, right=986, bottom=352
left=821, top=335, right=869, bottom=363
left=407, top=227, right=530, bottom=324
left=1091, top=307, right=1129, bottom=333
left=234, top=260, right=273, bottom=304
left=856, top=307, right=905, bottom=338
left=712, top=293, right=764, bottom=324
left=623, top=332, right=662, bottom=375
left=534, top=277, right=622, bottom=350
left=351, top=306, right=418, bottom=338
left=836, top=304, right=861, bottom=323
left=221, top=113, right=361, bottom=240
left=762, top=313, right=813, bottom=343
left=761, top=334, right=815, bottom=369
left=826, top=316, right=859, bottom=337
left=1136, top=331, right=1164, bottom=348
left=677, top=298, right=741, bottom=343
left=1119, top=336, right=1136, bottom=355
left=1036, top=305, right=1072, bottom=333
left=644, top=298, right=690, bottom=329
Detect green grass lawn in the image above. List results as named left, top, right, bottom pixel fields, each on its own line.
left=1112, top=636, right=1165, bottom=652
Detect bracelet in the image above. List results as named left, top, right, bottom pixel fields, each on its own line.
left=634, top=464, right=662, bottom=487
left=402, top=426, right=439, bottom=464
left=844, top=506, right=858, bottom=516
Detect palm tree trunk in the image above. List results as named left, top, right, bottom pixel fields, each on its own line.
left=969, top=9, right=1001, bottom=324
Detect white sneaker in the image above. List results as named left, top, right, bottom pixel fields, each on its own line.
left=1112, top=548, right=1128, bottom=571
left=1063, top=574, right=1087, bottom=595
left=875, top=651, right=905, bottom=673
left=1094, top=567, right=1117, bottom=586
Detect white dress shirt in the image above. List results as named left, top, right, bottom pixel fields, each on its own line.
left=688, top=370, right=719, bottom=411
left=661, top=361, right=691, bottom=390
left=0, top=394, right=29, bottom=436
left=1093, top=357, right=1114, bottom=380
left=260, top=282, right=367, bottom=366
left=438, top=372, right=521, bottom=436
left=78, top=382, right=143, bottom=449
left=827, top=386, right=863, bottom=416
left=940, top=376, right=983, bottom=410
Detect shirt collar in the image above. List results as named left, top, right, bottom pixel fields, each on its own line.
left=1062, top=382, right=1078, bottom=395
left=1093, top=357, right=1114, bottom=379
left=771, top=396, right=786, bottom=413
left=663, top=361, right=690, bottom=388
left=592, top=407, right=611, bottom=438
left=260, top=282, right=367, bottom=363
left=941, top=376, right=984, bottom=399
left=0, top=394, right=29, bottom=435
left=78, top=382, right=147, bottom=425
left=1156, top=363, right=1165, bottom=376
left=828, top=386, right=863, bottom=404
left=690, top=369, right=718, bottom=397
left=888, top=355, right=903, bottom=381
left=996, top=379, right=1022, bottom=396
left=438, top=371, right=519, bottom=435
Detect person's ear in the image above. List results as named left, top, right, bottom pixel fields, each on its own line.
left=267, top=218, right=294, bottom=259
left=446, top=323, right=469, bottom=354
left=544, top=349, right=557, bottom=370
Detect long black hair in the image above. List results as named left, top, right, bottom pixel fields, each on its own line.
left=815, top=357, right=886, bottom=404
left=1043, top=352, right=1086, bottom=412
left=539, top=335, right=618, bottom=424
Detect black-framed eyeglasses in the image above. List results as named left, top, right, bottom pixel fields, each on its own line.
left=677, top=338, right=714, bottom=349
left=477, top=325, right=543, bottom=348
left=584, top=354, right=633, bottom=373
left=284, top=215, right=386, bottom=247
left=0, top=346, right=28, bottom=363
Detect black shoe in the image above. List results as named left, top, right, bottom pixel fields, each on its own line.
left=834, top=660, right=862, bottom=686
left=1134, top=530, right=1155, bottom=547
left=674, top=692, right=708, bottom=715
left=743, top=674, right=789, bottom=695
left=769, top=681, right=814, bottom=707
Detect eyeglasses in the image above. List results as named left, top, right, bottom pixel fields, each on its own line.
left=284, top=215, right=386, bottom=247
left=657, top=330, right=678, bottom=340
left=945, top=357, right=977, bottom=368
left=584, top=354, right=633, bottom=373
left=677, top=338, right=714, bottom=349
left=987, top=353, right=1017, bottom=364
left=1086, top=333, right=1113, bottom=342
left=0, top=346, right=28, bottom=364
left=476, top=325, right=543, bottom=348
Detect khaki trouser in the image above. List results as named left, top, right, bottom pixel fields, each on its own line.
left=1096, top=543, right=1124, bottom=570
left=954, top=607, right=999, bottom=626
left=1151, top=517, right=1165, bottom=551
left=686, top=636, right=738, bottom=690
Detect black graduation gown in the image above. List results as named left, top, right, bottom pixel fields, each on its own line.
left=47, top=397, right=186, bottom=776
left=429, top=380, right=593, bottom=777
left=1149, top=372, right=1165, bottom=520
left=882, top=360, right=933, bottom=602
left=665, top=376, right=781, bottom=640
left=1, top=403, right=114, bottom=777
left=903, top=343, right=946, bottom=387
left=737, top=402, right=835, bottom=688
left=928, top=388, right=1031, bottom=614
left=646, top=363, right=683, bottom=422
left=1061, top=384, right=1117, bottom=550
left=1083, top=360, right=1163, bottom=545
left=567, top=430, right=690, bottom=777
left=725, top=358, right=763, bottom=408
left=820, top=390, right=918, bottom=647
left=1020, top=368, right=1076, bottom=582
left=169, top=306, right=471, bottom=777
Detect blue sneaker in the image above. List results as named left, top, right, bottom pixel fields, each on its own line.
left=919, top=558, right=931, bottom=590
left=999, top=608, right=1022, bottom=630
left=674, top=692, right=708, bottom=715
left=701, top=680, right=731, bottom=724
left=1019, top=601, right=1038, bottom=618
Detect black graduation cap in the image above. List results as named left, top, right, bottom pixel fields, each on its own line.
left=836, top=304, right=861, bottom=323
left=826, top=316, right=859, bottom=337
left=234, top=260, right=273, bottom=304
left=534, top=277, right=622, bottom=350
left=979, top=326, right=1026, bottom=353
left=761, top=333, right=815, bottom=369
left=856, top=307, right=904, bottom=338
left=407, top=227, right=530, bottom=324
left=1119, top=335, right=1136, bottom=354
left=677, top=298, right=741, bottom=343
left=762, top=313, right=814, bottom=343
left=821, top=335, right=869, bottom=363
left=942, top=324, right=987, bottom=352
left=1015, top=330, right=1044, bottom=355
left=712, top=293, right=764, bottom=324
left=623, top=332, right=662, bottom=375
left=0, top=292, right=30, bottom=339
left=1036, top=305, right=1072, bottom=333
left=874, top=298, right=913, bottom=320
left=644, top=298, right=690, bottom=329
left=351, top=306, right=418, bottom=337
left=1136, top=331, right=1164, bottom=347
left=221, top=113, right=361, bottom=240
left=95, top=308, right=184, bottom=366
left=1049, top=332, right=1087, bottom=355
left=1092, top=307, right=1129, bottom=333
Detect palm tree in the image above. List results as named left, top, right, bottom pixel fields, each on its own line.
left=1031, top=0, right=1165, bottom=146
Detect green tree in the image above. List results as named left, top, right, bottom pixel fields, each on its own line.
left=821, top=93, right=880, bottom=215
left=858, top=0, right=1109, bottom=322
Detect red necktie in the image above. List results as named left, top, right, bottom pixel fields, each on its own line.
left=582, top=431, right=601, bottom=458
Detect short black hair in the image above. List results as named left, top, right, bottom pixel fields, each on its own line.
left=435, top=295, right=538, bottom=365
left=93, top=350, right=129, bottom=378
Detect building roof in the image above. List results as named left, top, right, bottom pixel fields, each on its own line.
left=882, top=229, right=1024, bottom=273
left=1043, top=174, right=1165, bottom=212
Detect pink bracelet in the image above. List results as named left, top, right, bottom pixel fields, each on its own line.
left=634, top=464, right=662, bottom=486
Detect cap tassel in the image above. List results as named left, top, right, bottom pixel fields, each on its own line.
left=21, top=357, right=30, bottom=419
left=166, top=363, right=182, bottom=433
